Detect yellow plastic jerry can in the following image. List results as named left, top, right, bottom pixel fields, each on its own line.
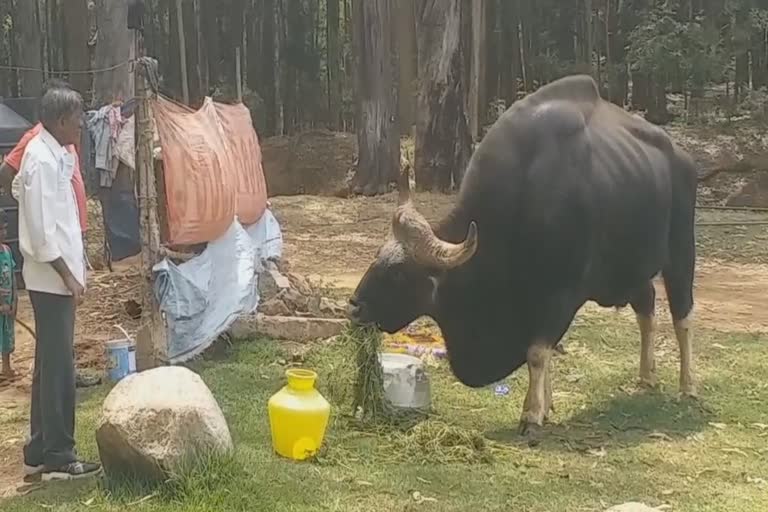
left=268, top=368, right=331, bottom=461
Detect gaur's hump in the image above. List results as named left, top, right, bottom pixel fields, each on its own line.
left=525, top=74, right=600, bottom=107
left=501, top=74, right=601, bottom=129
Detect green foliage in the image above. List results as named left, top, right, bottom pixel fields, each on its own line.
left=629, top=4, right=726, bottom=91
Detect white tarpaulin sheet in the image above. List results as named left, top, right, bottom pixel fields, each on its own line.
left=153, top=209, right=283, bottom=363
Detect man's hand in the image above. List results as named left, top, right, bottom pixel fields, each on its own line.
left=51, top=258, right=85, bottom=305
left=0, top=304, right=10, bottom=315
left=64, top=276, right=85, bottom=306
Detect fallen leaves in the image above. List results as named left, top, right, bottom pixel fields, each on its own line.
left=721, top=447, right=749, bottom=457
left=411, top=491, right=438, bottom=504
left=586, top=446, right=607, bottom=458
left=648, top=431, right=673, bottom=441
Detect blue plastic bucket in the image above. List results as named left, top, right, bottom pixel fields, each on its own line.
left=105, top=338, right=132, bottom=382
left=128, top=344, right=136, bottom=373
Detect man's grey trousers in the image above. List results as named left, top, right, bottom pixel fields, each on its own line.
left=23, top=290, right=77, bottom=468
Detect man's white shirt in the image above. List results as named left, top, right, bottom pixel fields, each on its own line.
left=18, top=128, right=85, bottom=296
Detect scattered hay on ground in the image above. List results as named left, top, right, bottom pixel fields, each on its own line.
left=391, top=420, right=492, bottom=465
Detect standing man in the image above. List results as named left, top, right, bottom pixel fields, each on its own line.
left=0, top=78, right=88, bottom=237
left=18, top=87, right=100, bottom=481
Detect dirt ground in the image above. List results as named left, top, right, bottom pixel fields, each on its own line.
left=2, top=189, right=768, bottom=497
left=271, top=192, right=768, bottom=332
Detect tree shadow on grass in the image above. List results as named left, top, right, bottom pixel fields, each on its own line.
left=485, top=385, right=716, bottom=451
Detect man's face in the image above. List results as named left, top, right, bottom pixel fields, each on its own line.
left=56, top=109, right=82, bottom=146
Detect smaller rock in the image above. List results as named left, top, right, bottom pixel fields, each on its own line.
left=307, top=295, right=322, bottom=316
left=319, top=297, right=346, bottom=318
left=259, top=297, right=292, bottom=316
left=276, top=258, right=292, bottom=274
left=258, top=269, right=292, bottom=300
left=287, top=272, right=313, bottom=296
left=280, top=287, right=310, bottom=313
left=606, top=503, right=665, bottom=512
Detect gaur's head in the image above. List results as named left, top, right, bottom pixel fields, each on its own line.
left=348, top=184, right=478, bottom=333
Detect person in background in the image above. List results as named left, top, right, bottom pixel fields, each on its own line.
left=0, top=78, right=88, bottom=237
left=18, top=87, right=100, bottom=481
left=0, top=209, right=17, bottom=379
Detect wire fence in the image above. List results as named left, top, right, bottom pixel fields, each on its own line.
left=0, top=60, right=134, bottom=75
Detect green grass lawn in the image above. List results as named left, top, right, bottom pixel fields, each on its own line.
left=2, top=308, right=767, bottom=512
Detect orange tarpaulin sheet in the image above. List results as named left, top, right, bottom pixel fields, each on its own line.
left=213, top=102, right=268, bottom=225
left=152, top=96, right=268, bottom=246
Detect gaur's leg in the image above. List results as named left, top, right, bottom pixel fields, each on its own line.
left=663, top=158, right=697, bottom=397
left=631, top=281, right=657, bottom=388
left=518, top=294, right=582, bottom=436
left=519, top=342, right=553, bottom=435
left=664, top=265, right=696, bottom=396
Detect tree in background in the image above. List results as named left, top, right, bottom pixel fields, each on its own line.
left=414, top=0, right=471, bottom=192
left=62, top=0, right=90, bottom=95
left=15, top=0, right=42, bottom=96
left=1, top=0, right=768, bottom=193
left=93, top=0, right=133, bottom=103
left=350, top=0, right=399, bottom=195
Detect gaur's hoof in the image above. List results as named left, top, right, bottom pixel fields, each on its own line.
left=518, top=419, right=543, bottom=436
left=518, top=421, right=543, bottom=446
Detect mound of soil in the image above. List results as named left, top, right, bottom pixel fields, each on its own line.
left=725, top=171, right=768, bottom=208
left=261, top=129, right=357, bottom=197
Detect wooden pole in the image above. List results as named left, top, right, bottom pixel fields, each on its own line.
left=193, top=0, right=204, bottom=96
left=176, top=0, right=190, bottom=104
left=235, top=46, right=243, bottom=102
left=134, top=30, right=168, bottom=370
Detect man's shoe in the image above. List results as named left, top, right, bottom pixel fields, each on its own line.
left=22, top=463, right=44, bottom=476
left=41, top=461, right=102, bottom=481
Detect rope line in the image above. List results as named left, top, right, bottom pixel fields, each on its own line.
left=0, top=60, right=133, bottom=75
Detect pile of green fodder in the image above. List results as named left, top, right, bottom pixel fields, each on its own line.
left=327, top=324, right=427, bottom=428
left=319, top=324, right=491, bottom=464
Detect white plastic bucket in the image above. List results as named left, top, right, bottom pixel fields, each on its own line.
left=379, top=352, right=431, bottom=409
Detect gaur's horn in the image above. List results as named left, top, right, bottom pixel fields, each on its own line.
left=392, top=204, right=478, bottom=269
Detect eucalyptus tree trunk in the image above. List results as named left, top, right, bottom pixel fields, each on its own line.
left=16, top=0, right=43, bottom=96
left=63, top=0, right=91, bottom=95
left=93, top=0, right=133, bottom=103
left=327, top=0, right=342, bottom=129
left=351, top=0, right=400, bottom=195
left=414, top=0, right=471, bottom=192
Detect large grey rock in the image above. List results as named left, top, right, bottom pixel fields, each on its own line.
left=95, top=366, right=233, bottom=481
